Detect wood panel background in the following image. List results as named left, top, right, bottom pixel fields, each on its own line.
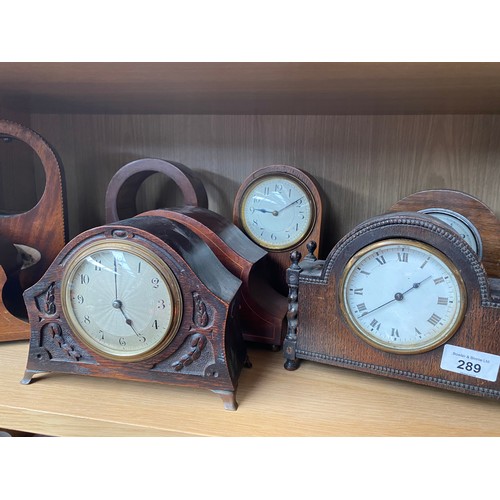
left=28, top=114, right=500, bottom=256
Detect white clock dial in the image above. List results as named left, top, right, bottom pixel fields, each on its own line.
left=62, top=241, right=182, bottom=360
left=340, top=239, right=466, bottom=353
left=240, top=175, right=314, bottom=250
left=420, top=208, right=483, bottom=257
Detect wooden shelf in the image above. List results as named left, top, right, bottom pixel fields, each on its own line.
left=0, top=62, right=499, bottom=438
left=1, top=340, right=499, bottom=436
left=1, top=62, right=500, bottom=115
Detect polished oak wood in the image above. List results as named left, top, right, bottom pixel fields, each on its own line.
left=284, top=212, right=500, bottom=399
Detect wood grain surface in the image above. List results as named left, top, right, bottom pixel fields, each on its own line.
left=1, top=341, right=499, bottom=436
left=29, top=114, right=500, bottom=256
left=1, top=62, right=500, bottom=115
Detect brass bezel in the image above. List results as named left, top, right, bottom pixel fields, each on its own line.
left=239, top=173, right=317, bottom=251
left=339, top=238, right=467, bottom=354
left=61, top=239, right=183, bottom=362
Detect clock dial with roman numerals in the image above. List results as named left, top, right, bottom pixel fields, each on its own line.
left=61, top=240, right=182, bottom=361
left=339, top=239, right=467, bottom=354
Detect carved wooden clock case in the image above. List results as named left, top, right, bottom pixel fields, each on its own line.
left=140, top=206, right=288, bottom=347
left=233, top=164, right=324, bottom=295
left=22, top=216, right=247, bottom=410
left=284, top=212, right=500, bottom=399
left=0, top=119, right=67, bottom=341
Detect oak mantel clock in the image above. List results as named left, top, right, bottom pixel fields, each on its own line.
left=233, top=164, right=323, bottom=295
left=22, top=216, right=247, bottom=410
left=284, top=212, right=500, bottom=399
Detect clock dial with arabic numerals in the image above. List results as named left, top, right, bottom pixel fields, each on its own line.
left=239, top=174, right=315, bottom=251
left=340, top=239, right=467, bottom=354
left=62, top=240, right=182, bottom=361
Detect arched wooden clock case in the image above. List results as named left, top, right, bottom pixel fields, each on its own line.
left=139, top=207, right=288, bottom=347
left=233, top=164, right=324, bottom=295
left=284, top=212, right=500, bottom=399
left=22, top=216, right=247, bottom=410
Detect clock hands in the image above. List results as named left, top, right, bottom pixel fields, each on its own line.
left=251, top=195, right=305, bottom=216
left=253, top=207, right=278, bottom=215
left=276, top=196, right=305, bottom=214
left=360, top=275, right=432, bottom=317
left=112, top=255, right=141, bottom=337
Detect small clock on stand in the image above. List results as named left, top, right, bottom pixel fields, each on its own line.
left=22, top=216, right=247, bottom=410
left=0, top=119, right=67, bottom=341
left=233, top=164, right=323, bottom=295
left=284, top=212, right=500, bottom=399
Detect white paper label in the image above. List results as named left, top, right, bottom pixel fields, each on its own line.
left=440, top=344, right=500, bottom=382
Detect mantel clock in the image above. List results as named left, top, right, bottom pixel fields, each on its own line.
left=284, top=212, right=500, bottom=399
left=22, top=216, right=247, bottom=410
left=233, top=164, right=323, bottom=294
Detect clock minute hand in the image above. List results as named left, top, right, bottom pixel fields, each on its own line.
left=113, top=257, right=118, bottom=301
left=361, top=275, right=433, bottom=317
left=276, top=196, right=305, bottom=214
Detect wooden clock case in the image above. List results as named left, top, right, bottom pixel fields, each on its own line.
left=0, top=119, right=67, bottom=341
left=140, top=206, right=288, bottom=347
left=105, top=157, right=208, bottom=223
left=389, top=189, right=500, bottom=278
left=233, top=164, right=324, bottom=295
left=22, top=216, right=247, bottom=410
left=284, top=212, right=500, bottom=399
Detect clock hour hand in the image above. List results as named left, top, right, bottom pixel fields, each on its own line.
left=112, top=299, right=140, bottom=336
left=253, top=207, right=278, bottom=215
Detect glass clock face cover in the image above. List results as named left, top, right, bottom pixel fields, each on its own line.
left=340, top=239, right=466, bottom=354
left=240, top=175, right=315, bottom=250
left=420, top=208, right=483, bottom=257
left=62, top=241, right=182, bottom=361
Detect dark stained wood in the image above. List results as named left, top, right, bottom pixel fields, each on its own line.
left=388, top=189, right=500, bottom=278
left=284, top=212, right=500, bottom=399
left=1, top=63, right=500, bottom=115
left=0, top=119, right=67, bottom=341
left=105, top=158, right=208, bottom=223
left=140, top=207, right=288, bottom=346
left=233, top=164, right=324, bottom=295
left=22, top=216, right=247, bottom=410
